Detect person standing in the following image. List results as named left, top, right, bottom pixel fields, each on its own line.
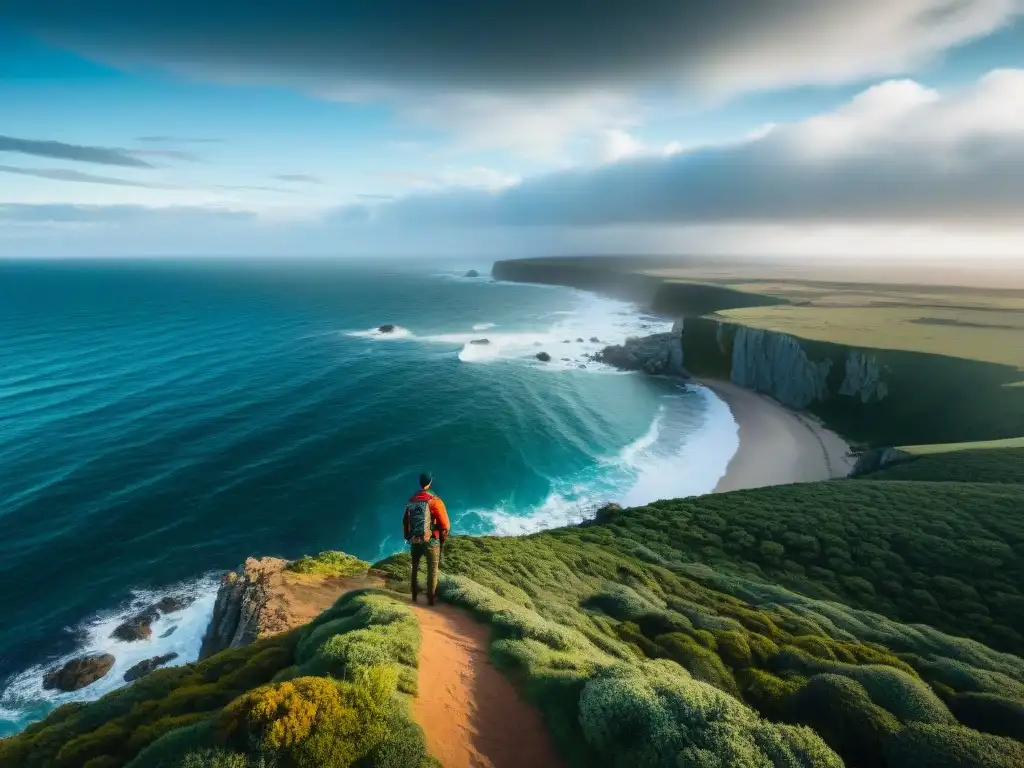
left=403, top=472, right=450, bottom=605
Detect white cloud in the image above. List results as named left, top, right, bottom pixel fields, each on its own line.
left=600, top=129, right=647, bottom=163
left=343, top=68, right=1024, bottom=226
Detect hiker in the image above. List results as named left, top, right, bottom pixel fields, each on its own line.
left=403, top=472, right=451, bottom=605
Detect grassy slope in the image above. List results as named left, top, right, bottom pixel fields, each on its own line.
left=6, top=464, right=1024, bottom=767
left=0, top=582, right=434, bottom=768
left=901, top=437, right=1024, bottom=454
left=863, top=446, right=1024, bottom=484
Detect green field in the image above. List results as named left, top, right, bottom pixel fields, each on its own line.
left=8, top=462, right=1024, bottom=767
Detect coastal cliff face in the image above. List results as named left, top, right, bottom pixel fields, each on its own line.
left=728, top=325, right=834, bottom=409
left=200, top=556, right=288, bottom=658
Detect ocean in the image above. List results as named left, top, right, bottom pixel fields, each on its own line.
left=0, top=259, right=739, bottom=735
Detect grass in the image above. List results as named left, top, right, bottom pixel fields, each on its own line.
left=366, top=456, right=1024, bottom=767
left=900, top=437, right=1024, bottom=454
left=0, top=590, right=433, bottom=768
left=287, top=551, right=370, bottom=578
left=860, top=447, right=1024, bottom=484
left=5, top=423, right=1024, bottom=767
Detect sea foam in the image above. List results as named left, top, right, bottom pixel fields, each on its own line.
left=0, top=575, right=220, bottom=735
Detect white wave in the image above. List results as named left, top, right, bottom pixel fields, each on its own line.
left=472, top=384, right=739, bottom=536
left=472, top=323, right=496, bottom=331
left=619, top=386, right=739, bottom=507
left=0, top=575, right=220, bottom=732
left=346, top=326, right=414, bottom=340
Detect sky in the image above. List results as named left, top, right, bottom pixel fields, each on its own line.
left=2, top=1, right=1024, bottom=259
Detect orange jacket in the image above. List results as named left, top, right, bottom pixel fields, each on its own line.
left=403, top=490, right=450, bottom=541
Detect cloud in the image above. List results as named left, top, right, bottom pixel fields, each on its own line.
left=0, top=203, right=255, bottom=223
left=0, top=164, right=169, bottom=188
left=274, top=173, right=324, bottom=184
left=5, top=1, right=1020, bottom=96
left=128, top=149, right=203, bottom=162
left=6, top=2, right=1020, bottom=156
left=0, top=135, right=153, bottom=168
left=135, top=136, right=223, bottom=144
left=341, top=69, right=1024, bottom=226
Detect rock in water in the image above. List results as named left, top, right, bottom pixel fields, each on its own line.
left=200, top=557, right=289, bottom=659
left=576, top=337, right=584, bottom=343
left=124, top=653, right=179, bottom=682
left=536, top=352, right=552, bottom=362
left=43, top=654, right=115, bottom=692
left=464, top=269, right=480, bottom=278
left=111, top=606, right=160, bottom=642
left=469, top=338, right=491, bottom=345
left=590, top=337, right=600, bottom=343
left=377, top=324, right=396, bottom=334
left=156, top=595, right=193, bottom=614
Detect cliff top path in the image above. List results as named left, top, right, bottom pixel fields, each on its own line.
left=241, top=564, right=562, bottom=768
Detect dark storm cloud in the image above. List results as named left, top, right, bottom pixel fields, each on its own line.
left=0, top=164, right=168, bottom=187
left=3, top=2, right=1019, bottom=93
left=274, top=173, right=324, bottom=184
left=0, top=135, right=152, bottom=168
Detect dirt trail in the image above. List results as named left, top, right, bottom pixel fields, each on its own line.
left=411, top=603, right=564, bottom=768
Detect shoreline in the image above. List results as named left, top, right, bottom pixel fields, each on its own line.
left=698, top=378, right=854, bottom=493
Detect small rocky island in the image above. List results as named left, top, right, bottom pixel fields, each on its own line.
left=464, top=269, right=480, bottom=278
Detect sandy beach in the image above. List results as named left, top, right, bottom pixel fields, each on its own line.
left=699, top=379, right=854, bottom=494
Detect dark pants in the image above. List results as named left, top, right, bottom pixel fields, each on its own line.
left=410, top=539, right=440, bottom=602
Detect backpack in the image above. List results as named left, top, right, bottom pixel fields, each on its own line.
left=406, top=498, right=433, bottom=543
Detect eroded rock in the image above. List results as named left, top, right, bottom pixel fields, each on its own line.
left=124, top=653, right=179, bottom=682
left=43, top=654, right=115, bottom=692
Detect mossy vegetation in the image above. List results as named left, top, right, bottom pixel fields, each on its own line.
left=286, top=550, right=370, bottom=578
left=5, top=438, right=1024, bottom=767
left=368, top=456, right=1024, bottom=767
left=859, top=446, right=1024, bottom=483
left=0, top=591, right=432, bottom=768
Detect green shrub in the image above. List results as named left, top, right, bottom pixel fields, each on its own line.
left=287, top=551, right=369, bottom=577
left=884, top=722, right=1024, bottom=767
left=948, top=692, right=1024, bottom=740
left=787, top=674, right=900, bottom=766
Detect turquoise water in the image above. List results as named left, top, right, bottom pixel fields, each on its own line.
left=0, top=259, right=737, bottom=734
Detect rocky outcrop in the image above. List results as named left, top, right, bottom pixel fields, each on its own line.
left=43, top=654, right=115, bottom=692
left=111, top=607, right=160, bottom=642
left=123, top=653, right=179, bottom=682
left=464, top=269, right=480, bottom=278
left=730, top=326, right=832, bottom=410
left=378, top=324, right=396, bottom=334
left=840, top=351, right=889, bottom=403
left=536, top=352, right=552, bottom=362
left=595, top=325, right=685, bottom=376
left=200, top=557, right=288, bottom=659
left=849, top=447, right=914, bottom=477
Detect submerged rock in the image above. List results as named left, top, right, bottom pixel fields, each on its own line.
left=469, top=338, right=491, bottom=345
left=124, top=653, right=179, bottom=683
left=43, top=654, right=115, bottom=692
left=536, top=352, right=552, bottom=362
left=464, top=269, right=480, bottom=278
left=378, top=324, right=396, bottom=334
left=159, top=626, right=178, bottom=639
